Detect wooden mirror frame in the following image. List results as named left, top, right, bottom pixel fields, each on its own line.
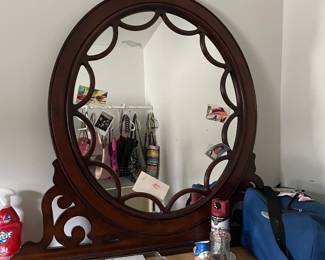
left=15, top=0, right=263, bottom=259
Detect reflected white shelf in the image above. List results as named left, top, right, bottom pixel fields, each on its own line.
left=98, top=177, right=135, bottom=191
left=86, top=104, right=153, bottom=110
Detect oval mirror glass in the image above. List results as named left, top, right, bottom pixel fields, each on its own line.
left=72, top=11, right=238, bottom=213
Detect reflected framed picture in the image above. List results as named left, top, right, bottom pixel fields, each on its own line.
left=205, top=143, right=230, bottom=160
left=95, top=112, right=114, bottom=136
left=76, top=85, right=108, bottom=106
left=206, top=105, right=230, bottom=123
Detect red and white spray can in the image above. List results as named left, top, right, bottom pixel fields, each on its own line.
left=0, top=189, right=22, bottom=259
left=211, top=199, right=230, bottom=231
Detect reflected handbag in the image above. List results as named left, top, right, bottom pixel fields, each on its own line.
left=93, top=135, right=111, bottom=180
left=77, top=114, right=90, bottom=156
left=128, top=114, right=146, bottom=180
left=117, top=114, right=138, bottom=177
left=110, top=137, right=119, bottom=175
left=78, top=136, right=90, bottom=156
left=87, top=113, right=112, bottom=179
left=145, top=132, right=160, bottom=178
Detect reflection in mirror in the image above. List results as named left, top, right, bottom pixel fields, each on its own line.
left=74, top=66, right=90, bottom=105
left=165, top=13, right=198, bottom=31
left=204, top=35, right=225, bottom=65
left=209, top=160, right=229, bottom=185
left=91, top=168, right=119, bottom=198
left=74, top=115, right=91, bottom=157
left=225, top=73, right=237, bottom=107
left=125, top=198, right=161, bottom=213
left=121, top=11, right=156, bottom=26
left=87, top=27, right=114, bottom=56
left=227, top=117, right=238, bottom=150
left=72, top=12, right=238, bottom=213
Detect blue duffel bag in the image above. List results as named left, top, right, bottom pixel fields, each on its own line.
left=241, top=188, right=325, bottom=260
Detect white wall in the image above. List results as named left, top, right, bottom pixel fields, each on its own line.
left=0, top=0, right=284, bottom=243
left=75, top=44, right=145, bottom=106
left=281, top=0, right=325, bottom=195
left=74, top=44, right=146, bottom=135
left=198, top=0, right=284, bottom=186
left=0, top=0, right=103, bottom=243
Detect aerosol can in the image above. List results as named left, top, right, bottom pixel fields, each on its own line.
left=0, top=189, right=22, bottom=259
left=210, top=199, right=231, bottom=260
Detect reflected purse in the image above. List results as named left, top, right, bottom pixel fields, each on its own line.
left=128, top=114, right=146, bottom=180
left=93, top=135, right=111, bottom=180
left=77, top=113, right=90, bottom=156
left=78, top=135, right=90, bottom=156
left=110, top=137, right=119, bottom=175
left=117, top=114, right=138, bottom=178
left=145, top=132, right=160, bottom=178
left=88, top=113, right=112, bottom=179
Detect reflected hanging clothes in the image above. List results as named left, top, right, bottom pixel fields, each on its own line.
left=110, top=136, right=119, bottom=175
left=77, top=112, right=90, bottom=156
left=116, top=114, right=138, bottom=178
left=145, top=132, right=160, bottom=178
left=90, top=113, right=112, bottom=180
left=144, top=112, right=160, bottom=178
left=93, top=135, right=111, bottom=179
left=128, top=113, right=146, bottom=180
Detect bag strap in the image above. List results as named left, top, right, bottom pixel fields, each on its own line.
left=90, top=112, right=96, bottom=125
left=287, top=192, right=300, bottom=210
left=78, top=112, right=89, bottom=139
left=259, top=187, right=294, bottom=260
left=120, top=114, right=130, bottom=136
left=134, top=114, right=145, bottom=152
left=149, top=131, right=156, bottom=146
left=130, top=114, right=137, bottom=140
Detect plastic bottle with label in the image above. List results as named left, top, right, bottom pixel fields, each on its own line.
left=0, top=188, right=22, bottom=259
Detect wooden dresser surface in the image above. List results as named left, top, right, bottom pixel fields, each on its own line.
left=167, top=247, right=256, bottom=260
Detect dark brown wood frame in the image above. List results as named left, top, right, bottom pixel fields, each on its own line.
left=14, top=0, right=263, bottom=259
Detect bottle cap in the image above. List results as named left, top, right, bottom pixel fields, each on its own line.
left=0, top=188, right=15, bottom=210
left=211, top=199, right=230, bottom=217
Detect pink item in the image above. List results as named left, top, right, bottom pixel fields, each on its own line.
left=93, top=136, right=111, bottom=180
left=277, top=192, right=313, bottom=202
left=93, top=133, right=103, bottom=157
left=78, top=137, right=89, bottom=156
left=110, top=138, right=119, bottom=175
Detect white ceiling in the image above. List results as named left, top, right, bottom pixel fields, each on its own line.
left=89, top=12, right=162, bottom=50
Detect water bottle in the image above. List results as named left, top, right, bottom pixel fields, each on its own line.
left=210, top=229, right=231, bottom=260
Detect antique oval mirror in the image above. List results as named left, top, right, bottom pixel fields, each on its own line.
left=72, top=10, right=239, bottom=213
left=15, top=1, right=260, bottom=259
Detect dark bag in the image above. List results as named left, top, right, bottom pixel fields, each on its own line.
left=145, top=132, right=160, bottom=178
left=128, top=114, right=146, bottom=180
left=117, top=114, right=138, bottom=177
left=258, top=187, right=294, bottom=260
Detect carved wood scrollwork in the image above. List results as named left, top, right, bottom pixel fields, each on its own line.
left=15, top=160, right=215, bottom=260
left=14, top=161, right=120, bottom=259
left=15, top=158, right=262, bottom=260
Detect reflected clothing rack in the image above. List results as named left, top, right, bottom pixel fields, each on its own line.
left=86, top=104, right=153, bottom=110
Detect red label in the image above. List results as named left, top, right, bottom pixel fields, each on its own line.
left=0, top=208, right=21, bottom=257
